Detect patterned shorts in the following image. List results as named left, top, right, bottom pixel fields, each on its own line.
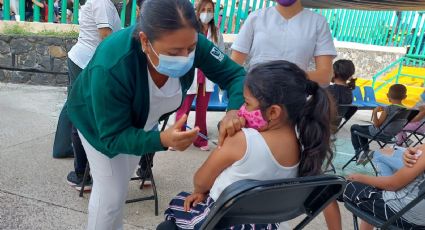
left=343, top=181, right=425, bottom=230
left=165, top=191, right=280, bottom=230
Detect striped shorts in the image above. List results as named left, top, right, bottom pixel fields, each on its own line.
left=343, top=181, right=425, bottom=230
left=165, top=191, right=280, bottom=230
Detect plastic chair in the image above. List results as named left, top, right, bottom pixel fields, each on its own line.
left=344, top=179, right=425, bottom=230
left=342, top=109, right=419, bottom=175
left=191, top=84, right=228, bottom=111
left=158, top=175, right=346, bottom=230
left=352, top=86, right=376, bottom=109
left=363, top=86, right=384, bottom=107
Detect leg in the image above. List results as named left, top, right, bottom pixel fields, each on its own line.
left=52, top=102, right=73, bottom=158
left=79, top=131, right=141, bottom=230
left=350, top=125, right=371, bottom=152
left=193, top=86, right=211, bottom=148
left=175, top=94, right=196, bottom=131
left=323, top=201, right=342, bottom=230
left=72, top=126, right=88, bottom=175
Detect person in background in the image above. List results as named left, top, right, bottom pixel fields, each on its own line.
left=327, top=59, right=356, bottom=105
left=173, top=0, right=225, bottom=151
left=52, top=0, right=122, bottom=191
left=396, top=89, right=425, bottom=146
left=160, top=60, right=334, bottom=230
left=351, top=84, right=407, bottom=164
left=231, top=0, right=336, bottom=86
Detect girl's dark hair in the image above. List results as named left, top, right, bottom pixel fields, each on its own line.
left=196, top=0, right=218, bottom=44
left=333, top=59, right=356, bottom=90
left=246, top=60, right=335, bottom=177
left=137, top=0, right=199, bottom=41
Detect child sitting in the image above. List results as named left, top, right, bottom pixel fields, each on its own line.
left=396, top=89, right=425, bottom=146
left=327, top=59, right=356, bottom=105
left=161, top=60, right=335, bottom=229
left=343, top=145, right=425, bottom=230
left=351, top=84, right=407, bottom=163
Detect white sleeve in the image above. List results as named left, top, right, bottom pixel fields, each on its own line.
left=314, top=16, right=337, bottom=57
left=230, top=12, right=255, bottom=54
left=93, top=0, right=116, bottom=29
left=217, top=30, right=225, bottom=52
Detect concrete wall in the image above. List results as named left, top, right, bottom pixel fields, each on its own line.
left=0, top=31, right=405, bottom=86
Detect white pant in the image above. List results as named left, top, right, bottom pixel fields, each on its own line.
left=79, top=131, right=141, bottom=230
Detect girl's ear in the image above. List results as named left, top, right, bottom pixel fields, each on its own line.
left=267, top=105, right=283, bottom=121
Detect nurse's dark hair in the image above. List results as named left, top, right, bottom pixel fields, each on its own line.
left=136, top=0, right=199, bottom=41
left=246, top=61, right=336, bottom=177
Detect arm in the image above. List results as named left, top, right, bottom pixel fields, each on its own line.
left=311, top=17, right=337, bottom=86
left=32, top=0, right=44, bottom=8
left=230, top=12, right=255, bottom=66
left=98, top=27, right=113, bottom=40
left=193, top=131, right=246, bottom=194
left=372, top=106, right=387, bottom=128
left=231, top=50, right=248, bottom=66
left=307, top=55, right=334, bottom=85
left=349, top=145, right=425, bottom=191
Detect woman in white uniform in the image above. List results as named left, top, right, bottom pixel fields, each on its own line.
left=231, top=0, right=337, bottom=85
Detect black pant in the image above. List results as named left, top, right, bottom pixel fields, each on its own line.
left=350, top=124, right=371, bottom=152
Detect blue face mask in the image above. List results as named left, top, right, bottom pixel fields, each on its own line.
left=147, top=42, right=195, bottom=78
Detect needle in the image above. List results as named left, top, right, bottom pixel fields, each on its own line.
left=185, top=125, right=218, bottom=146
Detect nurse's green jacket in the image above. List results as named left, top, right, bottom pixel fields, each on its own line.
left=67, top=26, right=245, bottom=158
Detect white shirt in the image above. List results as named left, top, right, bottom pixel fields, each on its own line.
left=144, top=69, right=182, bottom=131
left=68, top=0, right=122, bottom=69
left=187, top=26, right=225, bottom=94
left=231, top=7, right=337, bottom=71
left=209, top=128, right=299, bottom=201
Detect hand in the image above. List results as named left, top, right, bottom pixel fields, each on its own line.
left=218, top=110, right=245, bottom=147
left=184, top=192, right=208, bottom=212
left=374, top=106, right=383, bottom=113
left=160, top=114, right=199, bottom=151
left=346, top=173, right=363, bottom=182
left=403, top=147, right=422, bottom=168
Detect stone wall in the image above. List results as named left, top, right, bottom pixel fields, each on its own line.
left=0, top=35, right=77, bottom=86
left=0, top=35, right=404, bottom=86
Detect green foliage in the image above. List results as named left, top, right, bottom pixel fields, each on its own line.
left=1, top=24, right=78, bottom=38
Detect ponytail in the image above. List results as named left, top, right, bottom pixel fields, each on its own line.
left=347, top=77, right=357, bottom=90
left=296, top=81, right=336, bottom=177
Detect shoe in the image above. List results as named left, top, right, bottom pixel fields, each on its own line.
left=67, top=171, right=92, bottom=191
left=136, top=167, right=152, bottom=186
left=199, top=145, right=210, bottom=151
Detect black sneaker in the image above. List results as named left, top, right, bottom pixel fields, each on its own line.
left=67, top=171, right=92, bottom=191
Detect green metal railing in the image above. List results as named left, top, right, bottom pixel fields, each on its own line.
left=372, top=56, right=425, bottom=92
left=0, top=0, right=424, bottom=58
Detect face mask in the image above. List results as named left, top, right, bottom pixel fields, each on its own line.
left=421, top=92, right=425, bottom=102
left=238, top=104, right=268, bottom=130
left=276, top=0, right=297, bottom=7
left=147, top=42, right=195, bottom=78
left=200, top=12, right=214, bottom=24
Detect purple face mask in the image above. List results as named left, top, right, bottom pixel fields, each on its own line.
left=276, top=0, right=297, bottom=7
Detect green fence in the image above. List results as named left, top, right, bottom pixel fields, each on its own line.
left=1, top=0, right=424, bottom=57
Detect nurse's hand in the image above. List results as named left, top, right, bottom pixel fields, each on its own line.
left=160, top=115, right=199, bottom=151
left=218, top=110, right=245, bottom=147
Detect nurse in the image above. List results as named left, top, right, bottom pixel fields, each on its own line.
left=67, top=0, right=245, bottom=229
left=231, top=0, right=337, bottom=85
